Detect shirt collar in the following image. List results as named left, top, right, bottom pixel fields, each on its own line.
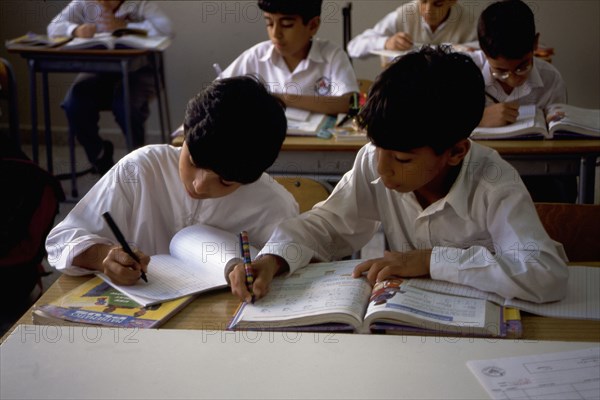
left=259, top=39, right=324, bottom=70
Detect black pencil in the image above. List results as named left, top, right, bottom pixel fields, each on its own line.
left=102, top=211, right=148, bottom=282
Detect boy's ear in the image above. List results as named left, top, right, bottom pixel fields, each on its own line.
left=533, top=32, right=540, bottom=51
left=307, top=16, right=321, bottom=36
left=446, top=139, right=470, bottom=166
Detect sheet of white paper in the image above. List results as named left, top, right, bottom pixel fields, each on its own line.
left=467, top=347, right=600, bottom=400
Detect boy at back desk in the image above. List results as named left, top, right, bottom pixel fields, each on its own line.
left=470, top=0, right=573, bottom=202
left=47, top=0, right=173, bottom=175
left=45, top=76, right=298, bottom=286
left=219, top=0, right=358, bottom=115
left=229, top=46, right=568, bottom=305
left=347, top=0, right=477, bottom=59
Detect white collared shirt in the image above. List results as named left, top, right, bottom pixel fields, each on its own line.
left=220, top=38, right=359, bottom=97
left=46, top=145, right=299, bottom=276
left=47, top=0, right=173, bottom=38
left=259, top=142, right=568, bottom=303
left=469, top=50, right=567, bottom=107
left=347, top=0, right=477, bottom=59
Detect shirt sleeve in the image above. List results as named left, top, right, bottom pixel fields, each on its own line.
left=258, top=145, right=381, bottom=273
left=47, top=0, right=84, bottom=37
left=328, top=46, right=359, bottom=95
left=429, top=186, right=569, bottom=303
left=45, top=163, right=138, bottom=276
left=347, top=11, right=398, bottom=59
left=118, top=1, right=173, bottom=37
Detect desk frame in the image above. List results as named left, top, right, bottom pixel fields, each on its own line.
left=10, top=48, right=172, bottom=197
left=269, top=137, right=600, bottom=204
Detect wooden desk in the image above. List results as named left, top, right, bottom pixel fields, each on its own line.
left=8, top=46, right=172, bottom=197
left=3, top=266, right=599, bottom=343
left=270, top=137, right=600, bottom=203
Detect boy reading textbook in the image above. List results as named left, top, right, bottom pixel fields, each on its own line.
left=32, top=277, right=194, bottom=328
left=471, top=103, right=600, bottom=139
left=228, top=46, right=568, bottom=307
left=229, top=260, right=518, bottom=337
left=45, top=76, right=298, bottom=287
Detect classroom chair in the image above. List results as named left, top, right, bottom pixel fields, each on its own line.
left=535, top=202, right=600, bottom=262
left=342, top=2, right=353, bottom=58
left=274, top=177, right=331, bottom=213
left=0, top=58, right=20, bottom=147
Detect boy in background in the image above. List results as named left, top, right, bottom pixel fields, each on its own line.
left=347, top=0, right=477, bottom=59
left=46, top=76, right=298, bottom=285
left=48, top=0, right=173, bottom=174
left=220, top=0, right=358, bottom=115
left=228, top=46, right=568, bottom=305
left=471, top=0, right=572, bottom=202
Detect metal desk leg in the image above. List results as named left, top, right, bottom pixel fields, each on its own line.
left=42, top=72, right=53, bottom=174
left=120, top=59, right=133, bottom=151
left=151, top=52, right=167, bottom=143
left=579, top=156, right=597, bottom=204
left=28, top=59, right=38, bottom=164
left=158, top=52, right=171, bottom=139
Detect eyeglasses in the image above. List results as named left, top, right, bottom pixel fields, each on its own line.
left=490, top=61, right=533, bottom=81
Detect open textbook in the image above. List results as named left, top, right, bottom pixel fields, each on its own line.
left=97, top=225, right=256, bottom=307
left=5, top=33, right=71, bottom=49
left=229, top=260, right=520, bottom=337
left=471, top=103, right=600, bottom=139
left=285, top=107, right=335, bottom=136
left=62, top=31, right=170, bottom=50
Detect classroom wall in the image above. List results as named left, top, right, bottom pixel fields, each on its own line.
left=1, top=0, right=599, bottom=143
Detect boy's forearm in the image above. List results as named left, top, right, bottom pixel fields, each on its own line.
left=72, top=244, right=112, bottom=272
left=277, top=93, right=353, bottom=115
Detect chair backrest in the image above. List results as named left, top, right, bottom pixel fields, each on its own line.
left=0, top=57, right=19, bottom=145
left=275, top=177, right=331, bottom=213
left=535, top=202, right=600, bottom=262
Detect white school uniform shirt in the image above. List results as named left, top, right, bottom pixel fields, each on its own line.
left=469, top=50, right=567, bottom=108
left=347, top=0, right=476, bottom=59
left=220, top=38, right=359, bottom=97
left=47, top=0, right=173, bottom=37
left=46, top=145, right=299, bottom=276
left=258, top=141, right=569, bottom=304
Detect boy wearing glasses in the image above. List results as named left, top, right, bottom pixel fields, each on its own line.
left=470, top=0, right=566, bottom=128
left=471, top=0, right=571, bottom=201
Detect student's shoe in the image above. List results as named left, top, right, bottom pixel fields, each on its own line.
left=91, top=140, right=115, bottom=175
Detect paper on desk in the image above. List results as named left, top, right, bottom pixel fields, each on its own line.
left=467, top=347, right=600, bottom=400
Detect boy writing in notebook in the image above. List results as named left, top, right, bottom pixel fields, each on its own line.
left=219, top=0, right=358, bottom=115
left=347, top=0, right=477, bottom=59
left=45, top=76, right=298, bottom=285
left=47, top=0, right=173, bottom=174
left=229, top=46, right=568, bottom=305
left=470, top=0, right=572, bottom=202
left=471, top=0, right=566, bottom=127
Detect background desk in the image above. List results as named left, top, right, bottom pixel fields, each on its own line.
left=269, top=138, right=600, bottom=204
left=8, top=47, right=171, bottom=197
left=3, top=268, right=599, bottom=344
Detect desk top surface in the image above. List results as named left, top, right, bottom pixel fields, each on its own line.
left=282, top=136, right=600, bottom=155
left=3, top=266, right=599, bottom=344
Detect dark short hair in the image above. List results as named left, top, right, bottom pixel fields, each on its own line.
left=184, top=76, right=286, bottom=184
left=258, top=0, right=322, bottom=23
left=358, top=46, right=484, bottom=154
left=478, top=0, right=536, bottom=59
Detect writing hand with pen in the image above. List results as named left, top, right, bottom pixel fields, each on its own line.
left=479, top=92, right=520, bottom=127
left=229, top=254, right=289, bottom=303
